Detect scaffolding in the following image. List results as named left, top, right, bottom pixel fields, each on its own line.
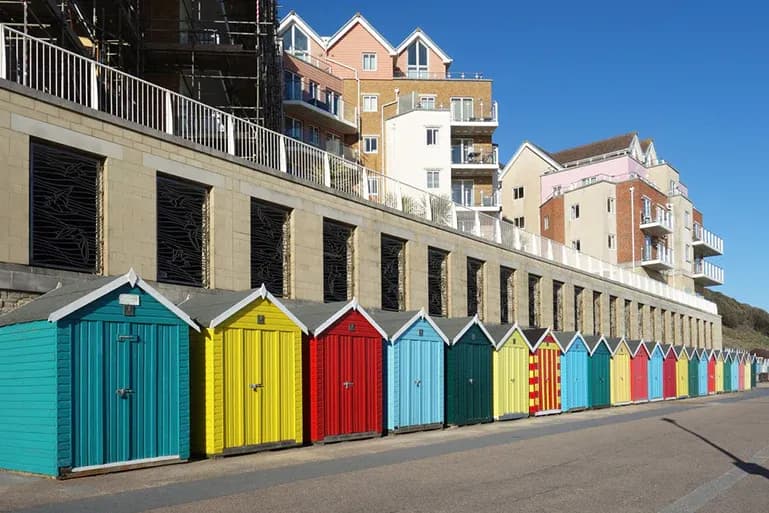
left=0, top=0, right=282, bottom=130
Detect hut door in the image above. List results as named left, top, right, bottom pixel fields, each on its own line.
left=538, top=346, right=560, bottom=413
left=399, top=339, right=424, bottom=428
left=590, top=352, right=610, bottom=407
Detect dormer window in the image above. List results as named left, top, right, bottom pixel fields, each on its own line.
left=407, top=39, right=429, bottom=78
left=282, top=25, right=309, bottom=60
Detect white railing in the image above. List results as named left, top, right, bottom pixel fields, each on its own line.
left=642, top=244, right=673, bottom=265
left=394, top=70, right=487, bottom=80
left=641, top=206, right=673, bottom=231
left=693, top=223, right=724, bottom=254
left=451, top=145, right=498, bottom=166
left=694, top=260, right=724, bottom=284
left=0, top=25, right=718, bottom=315
left=451, top=100, right=498, bottom=124
left=283, top=84, right=357, bottom=127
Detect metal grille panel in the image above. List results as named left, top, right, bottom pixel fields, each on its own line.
left=427, top=247, right=448, bottom=317
left=250, top=200, right=291, bottom=296
left=500, top=267, right=515, bottom=325
left=380, top=235, right=405, bottom=311
left=323, top=219, right=354, bottom=302
left=466, top=258, right=484, bottom=317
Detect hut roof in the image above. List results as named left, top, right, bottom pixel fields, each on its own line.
left=281, top=298, right=387, bottom=338
left=431, top=315, right=493, bottom=346
left=367, top=308, right=449, bottom=344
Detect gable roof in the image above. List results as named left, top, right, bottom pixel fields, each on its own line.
left=431, top=315, right=493, bottom=346
left=626, top=339, right=651, bottom=358
left=280, top=298, right=387, bottom=338
left=179, top=285, right=307, bottom=333
left=550, top=132, right=637, bottom=166
left=0, top=269, right=199, bottom=331
left=499, top=141, right=562, bottom=180
left=551, top=331, right=583, bottom=353
left=645, top=340, right=663, bottom=357
left=395, top=28, right=452, bottom=64
left=484, top=323, right=524, bottom=350
left=639, top=138, right=653, bottom=152
left=278, top=10, right=327, bottom=49
left=661, top=343, right=676, bottom=358
left=368, top=308, right=449, bottom=344
left=673, top=345, right=690, bottom=360
left=523, top=327, right=560, bottom=352
left=326, top=13, right=397, bottom=55
left=605, top=337, right=629, bottom=356
left=583, top=334, right=610, bottom=355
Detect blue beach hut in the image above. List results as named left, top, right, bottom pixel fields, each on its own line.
left=554, top=331, right=589, bottom=412
left=646, top=341, right=664, bottom=401
left=729, top=351, right=740, bottom=392
left=373, top=309, right=449, bottom=433
left=697, top=349, right=708, bottom=396
left=0, top=270, right=198, bottom=477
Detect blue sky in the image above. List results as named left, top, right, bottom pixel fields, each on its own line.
left=281, top=1, right=769, bottom=309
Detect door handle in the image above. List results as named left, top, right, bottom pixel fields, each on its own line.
left=249, top=383, right=263, bottom=391
left=468, top=378, right=474, bottom=385
left=414, top=379, right=422, bottom=387
left=116, top=388, right=133, bottom=397
left=343, top=381, right=354, bottom=388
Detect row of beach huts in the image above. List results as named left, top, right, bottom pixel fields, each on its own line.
left=0, top=270, right=762, bottom=478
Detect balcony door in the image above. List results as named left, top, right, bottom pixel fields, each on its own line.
left=452, top=138, right=474, bottom=164
left=452, top=180, right=474, bottom=207
left=451, top=98, right=474, bottom=122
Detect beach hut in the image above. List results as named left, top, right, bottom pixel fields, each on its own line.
left=707, top=350, right=717, bottom=394
left=524, top=328, right=564, bottom=416
left=723, top=351, right=733, bottom=392
left=436, top=316, right=494, bottom=426
left=182, top=286, right=308, bottom=457
left=373, top=309, right=448, bottom=433
left=554, top=331, right=589, bottom=413
left=627, top=340, right=649, bottom=403
left=662, top=344, right=678, bottom=400
left=607, top=337, right=632, bottom=406
left=696, top=349, right=708, bottom=396
left=584, top=335, right=611, bottom=409
left=647, top=341, right=664, bottom=401
left=486, top=323, right=530, bottom=421
left=729, top=351, right=740, bottom=392
left=738, top=353, right=746, bottom=391
left=287, top=299, right=387, bottom=443
left=0, top=270, right=198, bottom=477
left=714, top=350, right=725, bottom=393
left=674, top=346, right=690, bottom=398
left=750, top=355, right=758, bottom=389
left=687, top=347, right=700, bottom=397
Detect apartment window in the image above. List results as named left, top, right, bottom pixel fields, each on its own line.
left=553, top=280, right=564, bottom=331
left=283, top=71, right=301, bottom=100
left=528, top=274, right=541, bottom=327
left=609, top=295, right=618, bottom=337
left=363, top=136, right=378, bottom=154
left=308, top=126, right=321, bottom=147
left=571, top=204, right=580, bottom=219
left=513, top=186, right=524, bottom=200
left=684, top=210, right=690, bottom=229
left=362, top=52, right=377, bottom=71
left=367, top=176, right=379, bottom=196
left=326, top=133, right=342, bottom=156
left=624, top=300, right=632, bottom=338
left=157, top=174, right=209, bottom=287
left=308, top=81, right=319, bottom=101
left=607, top=197, right=615, bottom=213
left=285, top=117, right=303, bottom=139
left=323, top=219, right=355, bottom=302
left=593, top=291, right=602, bottom=335
left=407, top=39, right=429, bottom=78
left=419, top=95, right=436, bottom=110
left=426, top=127, right=440, bottom=146
left=428, top=247, right=449, bottom=317
left=450, top=97, right=474, bottom=122
left=453, top=180, right=474, bottom=206
left=251, top=199, right=291, bottom=297
left=513, top=217, right=525, bottom=229
left=467, top=258, right=484, bottom=318
left=574, top=286, right=584, bottom=332
left=30, top=141, right=103, bottom=273
left=362, top=95, right=378, bottom=112
left=500, top=266, right=515, bottom=325
left=327, top=91, right=340, bottom=115
left=641, top=197, right=652, bottom=221
left=572, top=240, right=581, bottom=251
left=685, top=244, right=691, bottom=263
left=608, top=234, right=616, bottom=250
left=543, top=216, right=550, bottom=231
left=381, top=235, right=406, bottom=311
left=282, top=25, right=309, bottom=58
left=426, top=169, right=440, bottom=189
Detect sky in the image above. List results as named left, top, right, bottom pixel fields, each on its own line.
left=280, top=0, right=769, bottom=310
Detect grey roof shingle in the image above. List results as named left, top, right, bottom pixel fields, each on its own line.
left=483, top=323, right=517, bottom=346
left=625, top=339, right=645, bottom=356
left=522, top=328, right=548, bottom=348
left=366, top=309, right=422, bottom=340
left=605, top=337, right=626, bottom=352
left=279, top=300, right=352, bottom=334
left=179, top=289, right=260, bottom=326
left=550, top=132, right=636, bottom=165
left=0, top=276, right=118, bottom=328
left=582, top=335, right=606, bottom=352
left=551, top=331, right=578, bottom=350
left=431, top=316, right=478, bottom=342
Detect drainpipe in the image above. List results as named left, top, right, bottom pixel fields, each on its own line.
left=630, top=186, right=636, bottom=269
left=380, top=91, right=400, bottom=175
left=325, top=57, right=360, bottom=158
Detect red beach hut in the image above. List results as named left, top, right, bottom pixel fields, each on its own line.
left=523, top=328, right=564, bottom=416
left=707, top=349, right=717, bottom=395
left=627, top=340, right=650, bottom=403
left=661, top=344, right=677, bottom=400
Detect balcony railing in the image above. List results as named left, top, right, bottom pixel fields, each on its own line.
left=640, top=206, right=673, bottom=235
left=693, top=223, right=724, bottom=255
left=450, top=101, right=498, bottom=124
left=693, top=260, right=724, bottom=285
left=394, top=70, right=488, bottom=80
left=283, top=84, right=357, bottom=127
left=642, top=244, right=674, bottom=266
left=395, top=92, right=499, bottom=125
left=0, top=24, right=718, bottom=316
left=451, top=146, right=498, bottom=166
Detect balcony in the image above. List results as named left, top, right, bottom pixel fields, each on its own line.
left=692, top=223, right=724, bottom=257
left=450, top=101, right=498, bottom=136
left=452, top=183, right=499, bottom=211
left=283, top=85, right=357, bottom=135
left=641, top=244, right=674, bottom=271
left=640, top=207, right=673, bottom=237
left=693, top=260, right=724, bottom=287
left=394, top=70, right=489, bottom=80
left=451, top=145, right=498, bottom=168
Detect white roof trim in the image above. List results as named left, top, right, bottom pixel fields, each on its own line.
left=208, top=284, right=308, bottom=334
left=278, top=11, right=327, bottom=50
left=608, top=338, right=631, bottom=357
left=587, top=336, right=612, bottom=356
left=395, top=29, right=452, bottom=64
left=326, top=13, right=396, bottom=55
left=560, top=332, right=585, bottom=353
left=499, top=141, right=562, bottom=181
left=630, top=340, right=652, bottom=359
left=645, top=341, right=663, bottom=358
left=530, top=328, right=563, bottom=353
left=492, top=323, right=524, bottom=350
left=663, top=345, right=678, bottom=359
left=314, top=298, right=388, bottom=339
left=390, top=309, right=451, bottom=345
left=48, top=269, right=200, bottom=332
left=451, top=314, right=494, bottom=346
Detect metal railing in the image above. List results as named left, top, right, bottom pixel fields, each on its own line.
left=396, top=92, right=499, bottom=124
left=283, top=83, right=357, bottom=127
left=0, top=25, right=718, bottom=315
left=693, top=260, right=725, bottom=284
left=693, top=223, right=724, bottom=254
left=394, top=70, right=487, bottom=80
left=641, top=206, right=673, bottom=231
left=283, top=49, right=334, bottom=74
left=451, top=145, right=498, bottom=165
left=642, top=244, right=674, bottom=265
